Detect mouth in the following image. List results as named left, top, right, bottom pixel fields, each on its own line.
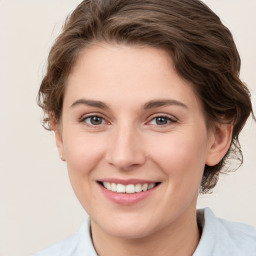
left=97, top=181, right=161, bottom=194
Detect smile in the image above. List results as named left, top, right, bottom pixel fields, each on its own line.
left=97, top=180, right=161, bottom=205
left=102, top=182, right=158, bottom=194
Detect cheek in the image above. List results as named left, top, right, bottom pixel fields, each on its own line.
left=63, top=131, right=106, bottom=177
left=62, top=132, right=107, bottom=210
left=148, top=132, right=208, bottom=213
left=148, top=131, right=208, bottom=183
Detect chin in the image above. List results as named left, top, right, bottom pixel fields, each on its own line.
left=106, top=225, right=155, bottom=240
left=93, top=213, right=161, bottom=240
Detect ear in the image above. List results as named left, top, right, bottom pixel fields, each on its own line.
left=50, top=113, right=66, bottom=162
left=206, top=123, right=233, bottom=166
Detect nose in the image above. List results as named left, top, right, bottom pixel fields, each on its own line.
left=105, top=124, right=146, bottom=170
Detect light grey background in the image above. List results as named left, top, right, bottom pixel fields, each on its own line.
left=0, top=1, right=255, bottom=255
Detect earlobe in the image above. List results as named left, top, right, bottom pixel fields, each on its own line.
left=206, top=123, right=233, bottom=166
left=50, top=113, right=66, bottom=162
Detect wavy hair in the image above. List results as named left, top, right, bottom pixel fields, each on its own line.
left=38, top=0, right=253, bottom=193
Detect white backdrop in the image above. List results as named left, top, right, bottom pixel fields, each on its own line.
left=0, top=1, right=255, bottom=255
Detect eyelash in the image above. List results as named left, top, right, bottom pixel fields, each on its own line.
left=80, top=114, right=108, bottom=127
left=80, top=114, right=177, bottom=128
left=147, top=115, right=177, bottom=127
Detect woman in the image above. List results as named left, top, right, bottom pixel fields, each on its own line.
left=34, top=0, right=256, bottom=255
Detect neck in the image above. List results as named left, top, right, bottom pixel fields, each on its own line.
left=91, top=206, right=200, bottom=256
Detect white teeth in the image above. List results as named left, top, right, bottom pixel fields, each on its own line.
left=148, top=183, right=155, bottom=190
left=135, top=184, right=142, bottom=193
left=106, top=182, right=111, bottom=190
left=103, top=182, right=111, bottom=190
left=126, top=184, right=135, bottom=193
left=111, top=183, right=117, bottom=192
left=102, top=182, right=157, bottom=193
left=116, top=184, right=126, bottom=193
left=142, top=183, right=148, bottom=191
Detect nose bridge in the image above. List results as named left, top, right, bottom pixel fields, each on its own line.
left=106, top=121, right=146, bottom=169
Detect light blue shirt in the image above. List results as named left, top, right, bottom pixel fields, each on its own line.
left=33, top=208, right=256, bottom=256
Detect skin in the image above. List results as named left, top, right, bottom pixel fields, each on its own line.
left=53, top=44, right=232, bottom=256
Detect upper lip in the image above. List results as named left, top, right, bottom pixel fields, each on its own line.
left=97, top=178, right=160, bottom=185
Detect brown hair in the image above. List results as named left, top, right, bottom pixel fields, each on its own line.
left=38, top=0, right=253, bottom=193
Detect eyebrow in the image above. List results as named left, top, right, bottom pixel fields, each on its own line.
left=71, top=99, right=110, bottom=109
left=143, top=99, right=188, bottom=110
left=70, top=98, right=188, bottom=110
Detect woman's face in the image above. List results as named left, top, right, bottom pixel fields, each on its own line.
left=56, top=44, right=218, bottom=239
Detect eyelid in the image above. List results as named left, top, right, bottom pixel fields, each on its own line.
left=80, top=113, right=110, bottom=126
left=79, top=112, right=177, bottom=127
left=146, top=113, right=178, bottom=125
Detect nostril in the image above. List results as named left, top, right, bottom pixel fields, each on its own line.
left=105, top=134, right=146, bottom=169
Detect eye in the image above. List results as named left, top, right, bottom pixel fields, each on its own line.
left=82, top=115, right=107, bottom=126
left=148, top=115, right=176, bottom=126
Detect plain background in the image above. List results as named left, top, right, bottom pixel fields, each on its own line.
left=0, top=0, right=255, bottom=255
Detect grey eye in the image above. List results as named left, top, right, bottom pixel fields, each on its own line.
left=149, top=116, right=171, bottom=125
left=155, top=117, right=169, bottom=125
left=84, top=116, right=106, bottom=126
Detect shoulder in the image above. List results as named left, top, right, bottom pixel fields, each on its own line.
left=32, top=218, right=97, bottom=256
left=32, top=232, right=80, bottom=256
left=195, top=208, right=256, bottom=256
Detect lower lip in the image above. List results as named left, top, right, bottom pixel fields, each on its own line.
left=98, top=184, right=158, bottom=205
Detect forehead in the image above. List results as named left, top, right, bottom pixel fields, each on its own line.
left=64, top=43, right=202, bottom=112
